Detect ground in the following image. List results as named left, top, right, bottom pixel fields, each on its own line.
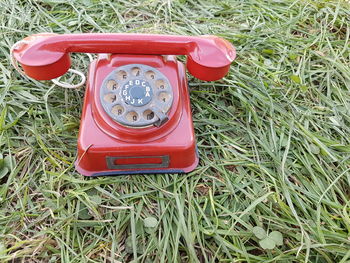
left=0, top=0, right=350, bottom=262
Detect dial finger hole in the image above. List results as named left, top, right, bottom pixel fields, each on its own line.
left=156, top=79, right=166, bottom=90
left=126, top=111, right=139, bottom=122
left=158, top=92, right=171, bottom=103
left=111, top=104, right=124, bottom=116
left=116, top=70, right=128, bottom=80
left=104, top=93, right=117, bottom=103
left=131, top=67, right=141, bottom=77
left=143, top=109, right=155, bottom=120
left=107, top=80, right=118, bottom=91
left=145, top=70, right=156, bottom=80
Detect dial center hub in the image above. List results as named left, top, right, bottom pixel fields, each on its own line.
left=121, top=79, right=153, bottom=107
left=130, top=86, right=145, bottom=99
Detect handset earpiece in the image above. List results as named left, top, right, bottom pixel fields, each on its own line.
left=186, top=35, right=236, bottom=81
left=12, top=33, right=71, bottom=80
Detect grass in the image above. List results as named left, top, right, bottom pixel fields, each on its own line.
left=0, top=0, right=350, bottom=262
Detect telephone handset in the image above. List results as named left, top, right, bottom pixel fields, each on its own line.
left=12, top=33, right=236, bottom=176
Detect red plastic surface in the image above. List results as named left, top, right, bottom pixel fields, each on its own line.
left=75, top=54, right=199, bottom=176
left=12, top=33, right=236, bottom=81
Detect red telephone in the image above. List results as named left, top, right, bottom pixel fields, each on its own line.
left=12, top=33, right=236, bottom=176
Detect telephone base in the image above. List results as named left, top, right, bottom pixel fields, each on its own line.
left=75, top=54, right=199, bottom=176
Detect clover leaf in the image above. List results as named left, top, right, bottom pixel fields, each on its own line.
left=252, top=226, right=267, bottom=239
left=269, top=231, right=283, bottom=246
left=252, top=226, right=283, bottom=250
left=143, top=216, right=158, bottom=234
